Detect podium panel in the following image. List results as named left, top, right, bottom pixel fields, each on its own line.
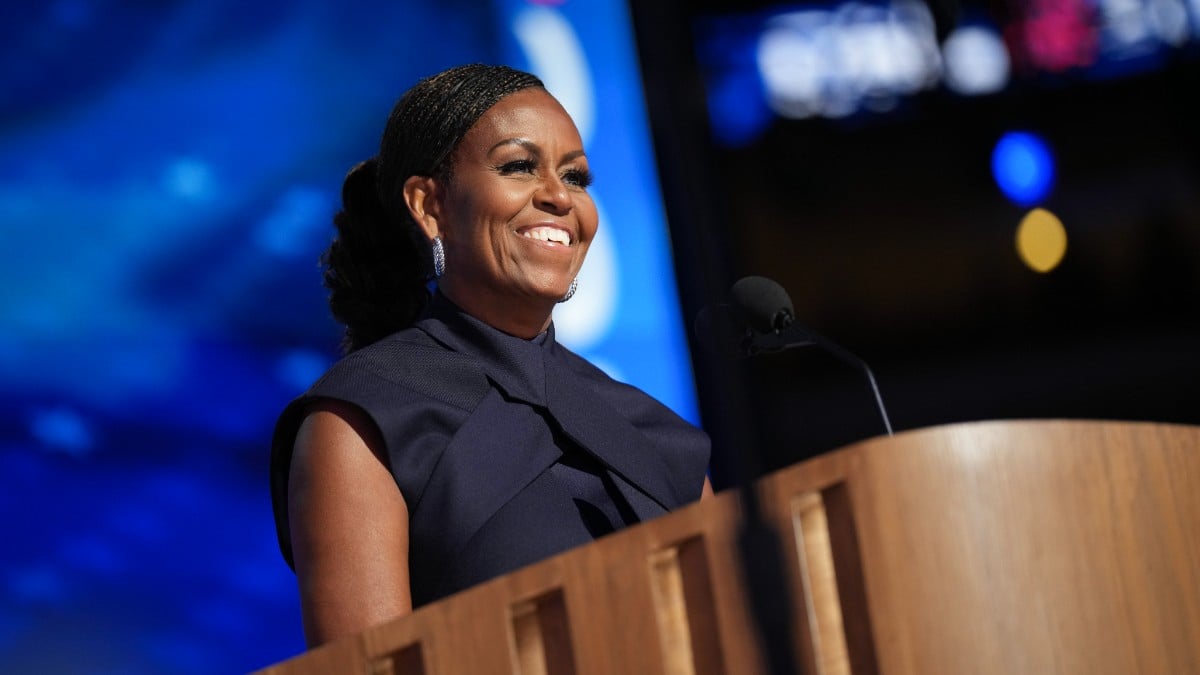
left=257, top=420, right=1200, bottom=674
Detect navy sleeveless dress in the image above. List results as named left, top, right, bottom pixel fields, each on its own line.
left=270, top=294, right=710, bottom=607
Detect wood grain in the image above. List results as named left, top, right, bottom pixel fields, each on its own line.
left=256, top=420, right=1200, bottom=675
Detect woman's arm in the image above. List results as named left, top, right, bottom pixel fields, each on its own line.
left=287, top=399, right=412, bottom=647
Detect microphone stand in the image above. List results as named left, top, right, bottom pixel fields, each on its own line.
left=734, top=468, right=800, bottom=675
left=698, top=305, right=801, bottom=675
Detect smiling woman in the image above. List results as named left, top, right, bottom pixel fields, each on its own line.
left=267, top=64, right=712, bottom=648
left=403, top=88, right=599, bottom=337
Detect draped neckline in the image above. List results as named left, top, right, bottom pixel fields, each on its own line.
left=413, top=293, right=681, bottom=517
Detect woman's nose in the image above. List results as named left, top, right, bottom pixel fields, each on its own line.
left=535, top=176, right=572, bottom=214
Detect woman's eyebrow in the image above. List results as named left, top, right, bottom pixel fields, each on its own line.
left=488, top=138, right=587, bottom=163
left=489, top=138, right=539, bottom=156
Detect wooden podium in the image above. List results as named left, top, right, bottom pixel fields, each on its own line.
left=257, top=420, right=1200, bottom=674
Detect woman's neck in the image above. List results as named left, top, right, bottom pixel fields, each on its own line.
left=437, top=284, right=553, bottom=340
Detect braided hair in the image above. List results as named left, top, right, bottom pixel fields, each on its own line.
left=322, top=64, right=544, bottom=353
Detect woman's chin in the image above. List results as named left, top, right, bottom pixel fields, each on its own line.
left=517, top=276, right=575, bottom=303
left=527, top=288, right=570, bottom=305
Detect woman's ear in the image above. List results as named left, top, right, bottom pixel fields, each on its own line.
left=402, top=175, right=443, bottom=241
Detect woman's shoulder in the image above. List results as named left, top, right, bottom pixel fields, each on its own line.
left=312, top=327, right=491, bottom=413
left=271, top=327, right=493, bottom=501
left=552, top=342, right=705, bottom=436
left=270, top=327, right=492, bottom=569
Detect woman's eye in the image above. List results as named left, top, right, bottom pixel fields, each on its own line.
left=563, top=168, right=593, bottom=189
left=498, top=159, right=536, bottom=175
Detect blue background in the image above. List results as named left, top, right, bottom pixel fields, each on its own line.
left=0, top=1, right=696, bottom=672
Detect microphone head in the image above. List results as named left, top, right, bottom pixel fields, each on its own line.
left=731, top=276, right=794, bottom=333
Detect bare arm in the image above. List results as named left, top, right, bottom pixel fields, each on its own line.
left=288, top=399, right=412, bottom=647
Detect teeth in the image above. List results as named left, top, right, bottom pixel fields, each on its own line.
left=522, top=226, right=570, bottom=245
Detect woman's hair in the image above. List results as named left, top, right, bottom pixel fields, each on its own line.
left=322, top=64, right=544, bottom=353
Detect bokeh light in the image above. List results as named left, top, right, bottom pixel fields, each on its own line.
left=1016, top=207, right=1069, bottom=272
left=942, top=24, right=1011, bottom=95
left=754, top=2, right=942, bottom=120
left=992, top=131, right=1056, bottom=206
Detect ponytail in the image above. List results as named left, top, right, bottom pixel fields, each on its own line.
left=321, top=158, right=431, bottom=353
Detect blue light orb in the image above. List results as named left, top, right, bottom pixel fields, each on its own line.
left=991, top=131, right=1055, bottom=206
left=707, top=70, right=774, bottom=148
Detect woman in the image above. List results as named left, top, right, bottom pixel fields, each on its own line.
left=269, top=64, right=712, bottom=647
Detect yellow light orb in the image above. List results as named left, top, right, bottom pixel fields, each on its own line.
left=1016, top=208, right=1067, bottom=273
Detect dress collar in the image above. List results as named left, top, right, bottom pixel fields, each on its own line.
left=415, top=293, right=552, bottom=408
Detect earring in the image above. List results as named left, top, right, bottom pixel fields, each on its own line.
left=431, top=236, right=446, bottom=278
left=558, top=277, right=578, bottom=303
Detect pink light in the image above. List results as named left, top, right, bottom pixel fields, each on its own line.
left=1005, top=0, right=1100, bottom=72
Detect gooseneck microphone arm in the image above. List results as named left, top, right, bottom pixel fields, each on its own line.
left=743, top=318, right=893, bottom=436
left=732, top=276, right=894, bottom=437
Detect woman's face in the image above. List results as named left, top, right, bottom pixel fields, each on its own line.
left=432, top=88, right=598, bottom=325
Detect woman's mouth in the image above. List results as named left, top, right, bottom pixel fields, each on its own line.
left=519, top=225, right=571, bottom=246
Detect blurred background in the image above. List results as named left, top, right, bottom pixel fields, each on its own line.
left=638, top=0, right=1200, bottom=477
left=1, top=0, right=1196, bottom=672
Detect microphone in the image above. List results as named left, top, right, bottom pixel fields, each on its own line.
left=729, top=276, right=894, bottom=436
left=731, top=275, right=795, bottom=332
